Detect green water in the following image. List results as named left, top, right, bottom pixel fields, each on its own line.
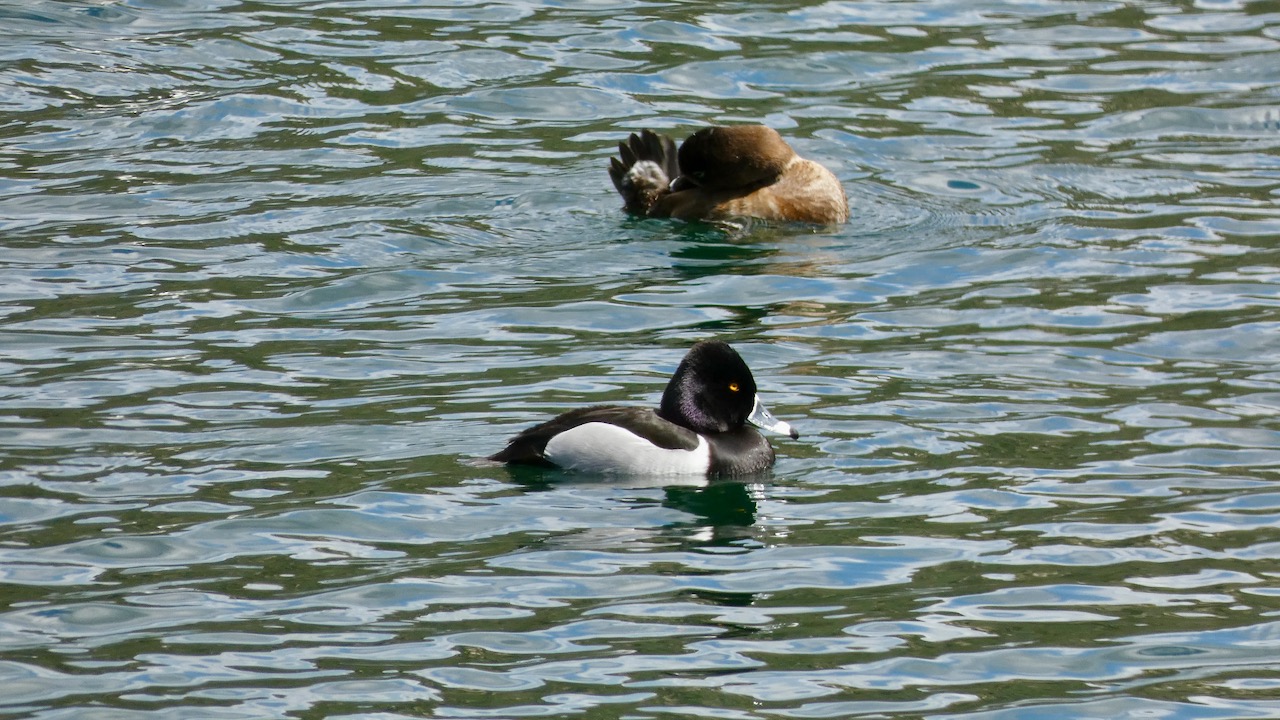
left=2, top=0, right=1279, bottom=718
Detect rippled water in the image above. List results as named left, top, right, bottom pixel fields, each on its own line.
left=3, top=0, right=1280, bottom=717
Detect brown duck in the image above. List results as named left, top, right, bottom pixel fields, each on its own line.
left=609, top=125, right=848, bottom=225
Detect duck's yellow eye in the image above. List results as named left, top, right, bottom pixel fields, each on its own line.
left=728, top=382, right=740, bottom=392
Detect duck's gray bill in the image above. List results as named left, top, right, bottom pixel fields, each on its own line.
left=748, top=395, right=799, bottom=439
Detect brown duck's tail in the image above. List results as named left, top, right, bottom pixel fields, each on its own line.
left=608, top=129, right=678, bottom=215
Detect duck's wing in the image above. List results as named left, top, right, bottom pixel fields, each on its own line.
left=608, top=130, right=679, bottom=215
left=490, top=405, right=700, bottom=466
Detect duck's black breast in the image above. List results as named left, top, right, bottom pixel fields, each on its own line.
left=489, top=405, right=701, bottom=466
left=705, top=428, right=776, bottom=475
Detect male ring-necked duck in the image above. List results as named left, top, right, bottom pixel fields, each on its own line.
left=490, top=340, right=799, bottom=476
left=609, top=125, right=849, bottom=225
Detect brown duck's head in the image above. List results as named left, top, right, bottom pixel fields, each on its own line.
left=673, top=125, right=797, bottom=192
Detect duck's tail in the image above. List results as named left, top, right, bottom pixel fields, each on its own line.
left=608, top=129, right=678, bottom=215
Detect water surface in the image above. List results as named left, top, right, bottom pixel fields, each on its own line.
left=2, top=0, right=1280, bottom=718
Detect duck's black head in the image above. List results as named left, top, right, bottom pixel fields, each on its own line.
left=658, top=340, right=761, bottom=434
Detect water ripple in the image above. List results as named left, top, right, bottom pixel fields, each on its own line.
left=3, top=0, right=1280, bottom=718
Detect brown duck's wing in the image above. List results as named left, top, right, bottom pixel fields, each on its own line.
left=490, top=405, right=700, bottom=466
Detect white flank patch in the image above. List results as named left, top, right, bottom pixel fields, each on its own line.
left=544, top=422, right=711, bottom=476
